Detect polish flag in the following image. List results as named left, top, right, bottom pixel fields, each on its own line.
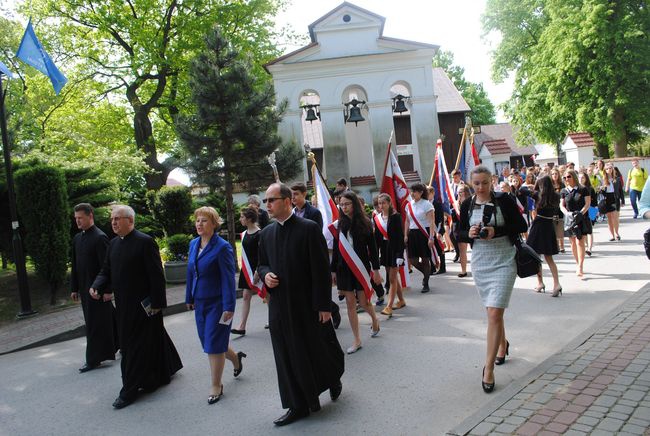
left=379, top=132, right=410, bottom=288
left=311, top=158, right=339, bottom=249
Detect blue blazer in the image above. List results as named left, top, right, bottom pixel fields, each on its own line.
left=296, top=202, right=323, bottom=229
left=185, top=234, right=236, bottom=312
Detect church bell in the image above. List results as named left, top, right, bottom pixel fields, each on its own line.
left=347, top=106, right=365, bottom=125
left=392, top=94, right=409, bottom=114
left=305, top=107, right=319, bottom=123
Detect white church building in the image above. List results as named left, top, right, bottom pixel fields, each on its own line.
left=265, top=2, right=468, bottom=191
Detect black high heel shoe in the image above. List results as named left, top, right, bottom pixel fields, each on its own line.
left=234, top=351, right=246, bottom=377
left=495, top=341, right=510, bottom=365
left=482, top=367, right=495, bottom=393
left=551, top=287, right=563, bottom=297
left=208, top=385, right=223, bottom=404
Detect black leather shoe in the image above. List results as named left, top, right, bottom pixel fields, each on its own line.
left=273, top=408, right=309, bottom=426
left=495, top=341, right=510, bottom=366
left=482, top=367, right=495, bottom=393
left=79, top=363, right=100, bottom=373
left=112, top=396, right=134, bottom=409
left=230, top=328, right=246, bottom=336
left=330, top=380, right=343, bottom=401
left=234, top=351, right=246, bottom=377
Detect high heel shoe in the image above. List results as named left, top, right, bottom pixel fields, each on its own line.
left=495, top=341, right=510, bottom=365
left=208, top=385, right=224, bottom=404
left=233, top=351, right=246, bottom=377
left=482, top=367, right=495, bottom=393
left=551, top=287, right=563, bottom=297
left=533, top=284, right=546, bottom=293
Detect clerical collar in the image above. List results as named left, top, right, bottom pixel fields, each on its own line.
left=277, top=214, right=294, bottom=226
left=119, top=229, right=135, bottom=240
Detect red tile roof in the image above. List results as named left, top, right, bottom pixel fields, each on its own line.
left=482, top=138, right=511, bottom=155
left=567, top=132, right=596, bottom=148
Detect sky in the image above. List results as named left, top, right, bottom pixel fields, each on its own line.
left=275, top=0, right=513, bottom=121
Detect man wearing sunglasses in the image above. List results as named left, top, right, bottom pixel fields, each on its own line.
left=258, top=183, right=344, bottom=426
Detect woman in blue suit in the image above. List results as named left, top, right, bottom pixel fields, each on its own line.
left=186, top=206, right=246, bottom=404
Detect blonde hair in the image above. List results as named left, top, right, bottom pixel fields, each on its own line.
left=194, top=206, right=222, bottom=228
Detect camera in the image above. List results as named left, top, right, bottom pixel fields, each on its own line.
left=478, top=226, right=490, bottom=239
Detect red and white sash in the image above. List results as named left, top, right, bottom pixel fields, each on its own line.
left=372, top=212, right=410, bottom=288
left=328, top=221, right=374, bottom=301
left=405, top=202, right=440, bottom=267
left=240, top=231, right=266, bottom=299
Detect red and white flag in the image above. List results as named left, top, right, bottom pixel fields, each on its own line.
left=240, top=231, right=266, bottom=299
left=311, top=159, right=339, bottom=249
left=379, top=131, right=410, bottom=288
left=328, top=221, right=374, bottom=302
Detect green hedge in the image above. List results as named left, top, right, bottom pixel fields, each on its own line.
left=14, top=164, right=70, bottom=304
left=146, top=186, right=193, bottom=237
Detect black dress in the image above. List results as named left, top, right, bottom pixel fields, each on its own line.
left=238, top=230, right=260, bottom=290
left=562, top=187, right=593, bottom=237
left=331, top=224, right=379, bottom=292
left=373, top=213, right=405, bottom=267
left=527, top=206, right=559, bottom=255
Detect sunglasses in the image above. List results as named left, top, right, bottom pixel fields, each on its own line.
left=563, top=175, right=572, bottom=180
left=262, top=197, right=286, bottom=204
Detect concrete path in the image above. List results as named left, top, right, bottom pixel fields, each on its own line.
left=0, top=206, right=648, bottom=435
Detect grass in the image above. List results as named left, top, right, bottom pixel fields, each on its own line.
left=0, top=264, right=75, bottom=327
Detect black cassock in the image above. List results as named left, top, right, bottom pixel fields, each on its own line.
left=92, top=229, right=182, bottom=401
left=71, top=225, right=118, bottom=365
left=258, top=215, right=344, bottom=410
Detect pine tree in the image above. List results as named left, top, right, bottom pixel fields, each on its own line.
left=176, top=27, right=301, bottom=252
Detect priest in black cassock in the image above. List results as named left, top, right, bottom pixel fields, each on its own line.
left=258, top=183, right=344, bottom=426
left=70, top=203, right=118, bottom=373
left=90, top=205, right=182, bottom=409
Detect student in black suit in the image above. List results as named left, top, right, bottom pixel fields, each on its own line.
left=291, top=183, right=323, bottom=229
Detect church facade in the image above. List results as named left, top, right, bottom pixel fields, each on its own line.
left=265, top=2, right=469, bottom=192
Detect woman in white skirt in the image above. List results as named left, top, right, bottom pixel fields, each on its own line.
left=459, top=166, right=528, bottom=393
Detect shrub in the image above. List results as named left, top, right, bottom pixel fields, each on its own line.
left=14, top=164, right=70, bottom=304
left=147, top=186, right=193, bottom=237
left=166, top=234, right=192, bottom=261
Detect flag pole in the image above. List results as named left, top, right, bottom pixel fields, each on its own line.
left=454, top=124, right=468, bottom=171
left=428, top=139, right=441, bottom=187
left=380, top=130, right=394, bottom=185
left=0, top=73, right=36, bottom=318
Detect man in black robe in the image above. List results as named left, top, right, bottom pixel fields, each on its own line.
left=70, top=203, right=118, bottom=372
left=258, top=183, right=344, bottom=426
left=90, top=205, right=182, bottom=409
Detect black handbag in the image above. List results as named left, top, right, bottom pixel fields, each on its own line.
left=514, top=238, right=541, bottom=278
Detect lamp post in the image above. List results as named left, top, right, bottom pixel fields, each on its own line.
left=0, top=72, right=35, bottom=318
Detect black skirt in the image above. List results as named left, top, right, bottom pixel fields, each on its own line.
left=407, top=228, right=431, bottom=259
left=605, top=192, right=620, bottom=212
left=336, top=261, right=363, bottom=292
left=527, top=216, right=558, bottom=255
left=379, top=239, right=402, bottom=267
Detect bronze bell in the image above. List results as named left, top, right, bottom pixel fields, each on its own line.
left=347, top=105, right=365, bottom=125
left=393, top=94, right=408, bottom=113
left=305, top=107, right=319, bottom=123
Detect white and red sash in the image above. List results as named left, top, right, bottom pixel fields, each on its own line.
left=372, top=212, right=409, bottom=288
left=328, top=221, right=374, bottom=301
left=240, top=231, right=266, bottom=299
left=405, top=202, right=440, bottom=267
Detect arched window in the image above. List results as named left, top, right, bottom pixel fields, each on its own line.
left=390, top=82, right=414, bottom=172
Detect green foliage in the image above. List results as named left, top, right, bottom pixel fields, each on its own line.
left=432, top=50, right=497, bottom=126
left=14, top=164, right=70, bottom=304
left=483, top=0, right=650, bottom=156
left=166, top=234, right=191, bottom=262
left=176, top=27, right=301, bottom=252
left=24, top=0, right=288, bottom=189
left=146, top=186, right=193, bottom=237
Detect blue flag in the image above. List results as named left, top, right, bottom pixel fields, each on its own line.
left=0, top=60, right=14, bottom=79
left=16, top=20, right=67, bottom=94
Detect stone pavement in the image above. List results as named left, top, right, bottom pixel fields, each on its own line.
left=449, top=282, right=650, bottom=436
left=0, top=284, right=188, bottom=355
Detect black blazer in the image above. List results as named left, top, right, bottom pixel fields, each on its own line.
left=296, top=202, right=323, bottom=229
left=458, top=192, right=528, bottom=247
left=373, top=213, right=405, bottom=255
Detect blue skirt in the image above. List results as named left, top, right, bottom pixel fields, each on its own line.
left=194, top=298, right=230, bottom=354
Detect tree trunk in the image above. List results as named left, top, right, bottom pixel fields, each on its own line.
left=134, top=109, right=171, bottom=190
left=612, top=109, right=628, bottom=158
left=223, top=145, right=238, bottom=268
left=1, top=252, right=7, bottom=269
left=49, top=282, right=57, bottom=305
left=595, top=142, right=610, bottom=159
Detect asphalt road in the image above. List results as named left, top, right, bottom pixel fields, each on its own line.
left=1, top=208, right=648, bottom=436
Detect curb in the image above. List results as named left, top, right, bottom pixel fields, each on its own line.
left=446, top=280, right=650, bottom=436
left=1, top=288, right=245, bottom=355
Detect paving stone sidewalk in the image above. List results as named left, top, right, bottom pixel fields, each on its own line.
left=0, top=284, right=187, bottom=355
left=449, top=283, right=650, bottom=436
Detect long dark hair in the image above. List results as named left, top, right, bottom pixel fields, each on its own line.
left=535, top=175, right=560, bottom=209
left=339, top=191, right=372, bottom=237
